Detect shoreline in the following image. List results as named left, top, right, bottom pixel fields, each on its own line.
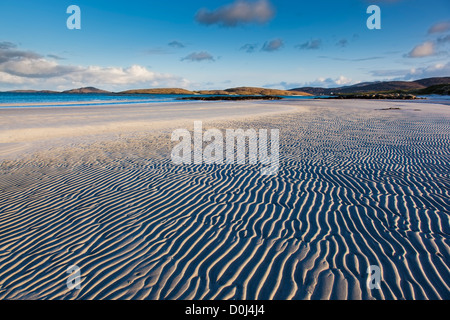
left=1, top=95, right=449, bottom=110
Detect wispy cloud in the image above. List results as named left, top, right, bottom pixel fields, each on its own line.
left=403, top=62, right=450, bottom=80
left=263, top=81, right=302, bottom=90
left=240, top=43, right=259, bottom=53
left=370, top=69, right=409, bottom=77
left=437, top=34, right=450, bottom=45
left=318, top=55, right=383, bottom=62
left=47, top=54, right=65, bottom=60
left=0, top=42, right=17, bottom=50
left=336, top=39, right=348, bottom=48
left=146, top=41, right=188, bottom=55
left=181, top=51, right=215, bottom=62
left=371, top=62, right=450, bottom=80
left=428, top=21, right=450, bottom=34
left=296, top=39, right=322, bottom=50
left=0, top=43, right=42, bottom=64
left=266, top=76, right=354, bottom=90
left=168, top=41, right=186, bottom=49
left=145, top=48, right=173, bottom=55
left=261, top=38, right=283, bottom=52
left=406, top=20, right=450, bottom=58
left=362, top=0, right=405, bottom=3
left=195, top=0, right=275, bottom=27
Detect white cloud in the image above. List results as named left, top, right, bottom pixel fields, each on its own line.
left=407, top=41, right=436, bottom=58
left=67, top=65, right=188, bottom=87
left=0, top=43, right=190, bottom=91
left=0, top=71, right=31, bottom=85
left=0, top=58, right=80, bottom=78
left=307, top=76, right=353, bottom=88
left=335, top=75, right=353, bottom=86
left=263, top=81, right=303, bottom=90
left=403, top=62, right=450, bottom=80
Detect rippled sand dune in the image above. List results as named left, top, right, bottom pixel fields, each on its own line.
left=0, top=100, right=449, bottom=300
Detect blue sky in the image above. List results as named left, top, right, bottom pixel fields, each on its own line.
left=0, top=0, right=449, bottom=91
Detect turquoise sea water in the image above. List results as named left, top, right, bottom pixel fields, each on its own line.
left=416, top=95, right=450, bottom=106
left=0, top=93, right=189, bottom=107
left=0, top=92, right=448, bottom=108
left=0, top=92, right=319, bottom=108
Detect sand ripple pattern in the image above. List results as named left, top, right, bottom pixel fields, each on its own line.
left=0, top=103, right=449, bottom=300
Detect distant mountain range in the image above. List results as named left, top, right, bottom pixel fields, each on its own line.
left=289, top=77, right=450, bottom=95
left=7, top=87, right=111, bottom=94
left=5, top=86, right=311, bottom=96
left=3, top=77, right=450, bottom=96
left=105, top=86, right=311, bottom=96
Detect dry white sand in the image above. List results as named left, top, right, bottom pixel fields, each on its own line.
left=0, top=99, right=449, bottom=300
left=0, top=101, right=297, bottom=160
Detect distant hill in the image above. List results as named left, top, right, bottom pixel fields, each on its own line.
left=119, top=87, right=311, bottom=96
left=8, top=90, right=59, bottom=94
left=415, top=84, right=450, bottom=95
left=119, top=88, right=194, bottom=95
left=63, top=87, right=111, bottom=94
left=5, top=78, right=448, bottom=96
left=223, top=87, right=310, bottom=96
left=290, top=77, right=450, bottom=95
left=4, top=86, right=309, bottom=96
left=178, top=96, right=284, bottom=101
left=195, top=90, right=231, bottom=95
left=413, top=77, right=450, bottom=87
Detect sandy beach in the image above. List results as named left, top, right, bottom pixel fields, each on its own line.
left=0, top=99, right=449, bottom=300
left=0, top=101, right=297, bottom=161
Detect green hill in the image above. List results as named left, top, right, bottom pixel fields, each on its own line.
left=119, top=88, right=195, bottom=95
